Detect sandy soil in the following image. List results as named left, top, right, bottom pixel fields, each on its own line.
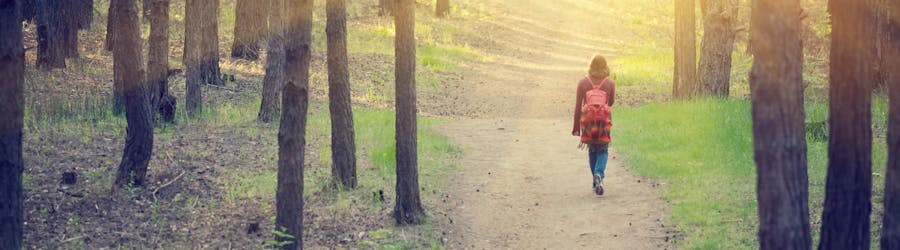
left=437, top=0, right=677, bottom=248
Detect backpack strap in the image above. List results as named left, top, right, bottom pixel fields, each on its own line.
left=586, top=76, right=609, bottom=89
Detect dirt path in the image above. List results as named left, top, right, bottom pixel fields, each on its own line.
left=438, top=0, right=675, bottom=248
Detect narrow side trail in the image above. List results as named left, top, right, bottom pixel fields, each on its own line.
left=438, top=0, right=676, bottom=248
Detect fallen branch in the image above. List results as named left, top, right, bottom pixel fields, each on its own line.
left=153, top=171, right=186, bottom=202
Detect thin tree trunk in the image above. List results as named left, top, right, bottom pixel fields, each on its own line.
left=327, top=0, right=357, bottom=189
left=76, top=0, right=93, bottom=30
left=673, top=0, right=697, bottom=100
left=275, top=0, right=312, bottom=248
left=819, top=0, right=877, bottom=248
left=148, top=0, right=173, bottom=123
left=62, top=0, right=79, bottom=58
left=393, top=0, right=425, bottom=225
left=699, top=0, right=737, bottom=97
left=200, top=0, right=222, bottom=86
left=258, top=0, right=284, bottom=123
left=231, top=0, right=265, bottom=60
left=112, top=0, right=153, bottom=187
left=185, top=0, right=202, bottom=117
left=36, top=0, right=66, bottom=69
left=0, top=0, right=25, bottom=248
left=749, top=0, right=811, bottom=248
left=105, top=1, right=115, bottom=51
left=435, top=0, right=449, bottom=18
left=881, top=1, right=900, bottom=247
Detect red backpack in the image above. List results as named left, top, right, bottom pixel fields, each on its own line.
left=580, top=77, right=612, bottom=145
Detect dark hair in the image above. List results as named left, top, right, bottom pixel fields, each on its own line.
left=589, top=54, right=610, bottom=79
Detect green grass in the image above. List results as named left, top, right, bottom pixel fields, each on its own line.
left=615, top=98, right=889, bottom=249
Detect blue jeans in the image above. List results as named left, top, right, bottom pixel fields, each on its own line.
left=589, top=148, right=609, bottom=179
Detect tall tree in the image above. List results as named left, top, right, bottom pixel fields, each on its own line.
left=327, top=0, right=357, bottom=189
left=105, top=1, right=116, bottom=51
left=258, top=0, right=285, bottom=123
left=35, top=0, right=65, bottom=69
left=673, top=0, right=698, bottom=99
left=200, top=0, right=222, bottom=86
left=0, top=0, right=25, bottom=248
left=148, top=0, right=175, bottom=123
left=379, top=0, right=392, bottom=16
left=61, top=0, right=79, bottom=58
left=748, top=0, right=811, bottom=248
left=698, top=0, right=738, bottom=97
left=393, top=0, right=425, bottom=225
left=112, top=0, right=154, bottom=187
left=881, top=1, right=900, bottom=247
left=107, top=1, right=125, bottom=114
left=819, top=0, right=878, bottom=248
left=185, top=0, right=203, bottom=116
left=435, top=0, right=449, bottom=18
left=276, top=0, right=312, bottom=248
left=231, top=0, right=265, bottom=60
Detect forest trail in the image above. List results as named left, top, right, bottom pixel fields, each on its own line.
left=440, top=0, right=675, bottom=248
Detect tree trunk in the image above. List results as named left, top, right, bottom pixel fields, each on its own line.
left=379, top=0, right=392, bottom=16
left=327, top=0, right=357, bottom=189
left=393, top=0, right=425, bottom=225
left=231, top=0, right=265, bottom=60
left=62, top=0, right=79, bottom=58
left=36, top=0, right=66, bottom=70
left=673, top=0, right=698, bottom=100
left=75, top=0, right=93, bottom=30
left=698, top=0, right=737, bottom=97
left=881, top=1, right=900, bottom=247
left=185, top=0, right=202, bottom=117
left=21, top=0, right=34, bottom=22
left=0, top=0, right=25, bottom=248
left=148, top=0, right=174, bottom=123
left=748, top=0, right=811, bottom=248
left=105, top=1, right=115, bottom=51
left=200, top=0, right=222, bottom=86
left=112, top=0, right=153, bottom=188
left=258, top=0, right=284, bottom=123
left=819, top=0, right=877, bottom=248
left=141, top=0, right=150, bottom=20
left=435, top=0, right=449, bottom=18
left=275, top=0, right=312, bottom=248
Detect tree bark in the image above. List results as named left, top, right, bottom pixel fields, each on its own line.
left=75, top=0, right=93, bottom=30
left=148, top=0, right=174, bottom=123
left=0, top=0, right=25, bottom=248
left=749, top=0, right=811, bottom=248
left=673, top=0, right=698, bottom=100
left=881, top=1, right=900, bottom=247
left=393, top=0, right=425, bottom=225
left=62, top=0, right=79, bottom=58
left=275, top=0, right=312, bottom=248
left=105, top=1, right=115, bottom=51
left=258, top=0, right=284, bottom=123
left=36, top=0, right=66, bottom=69
left=112, top=0, right=153, bottom=188
left=379, top=0, right=392, bottom=16
left=818, top=0, right=877, bottom=248
left=231, top=0, right=265, bottom=60
left=699, top=0, right=737, bottom=97
left=185, top=0, right=202, bottom=117
left=200, top=0, right=222, bottom=86
left=435, top=0, right=449, bottom=18
left=327, top=0, right=357, bottom=189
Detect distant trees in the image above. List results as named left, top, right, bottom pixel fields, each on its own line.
left=36, top=0, right=66, bottom=69
left=436, top=0, right=450, bottom=18
left=393, top=0, right=425, bottom=225
left=112, top=0, right=154, bottom=188
left=258, top=0, right=286, bottom=123
left=231, top=0, right=266, bottom=60
left=185, top=0, right=203, bottom=117
left=748, top=0, right=811, bottom=248
left=148, top=0, right=175, bottom=123
left=201, top=0, right=223, bottom=86
left=276, top=0, right=313, bottom=247
left=819, top=0, right=878, bottom=248
left=882, top=1, right=900, bottom=247
left=698, top=0, right=738, bottom=97
left=673, top=0, right=697, bottom=99
left=327, top=0, right=358, bottom=189
left=379, top=0, right=392, bottom=16
left=0, top=0, right=25, bottom=248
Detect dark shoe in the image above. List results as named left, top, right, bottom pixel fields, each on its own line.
left=593, top=174, right=604, bottom=196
